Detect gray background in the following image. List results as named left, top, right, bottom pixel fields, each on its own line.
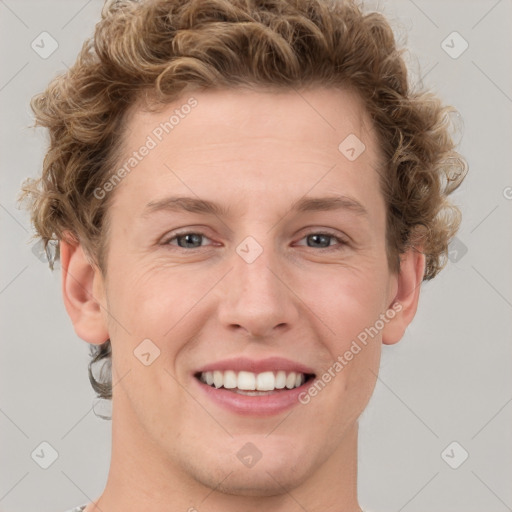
left=1, top=1, right=511, bottom=511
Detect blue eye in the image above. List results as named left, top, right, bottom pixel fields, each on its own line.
left=166, top=232, right=211, bottom=249
left=299, top=233, right=347, bottom=250
left=163, top=230, right=348, bottom=252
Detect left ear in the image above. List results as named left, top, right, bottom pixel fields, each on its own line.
left=382, top=248, right=426, bottom=345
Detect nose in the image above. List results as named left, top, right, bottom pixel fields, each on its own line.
left=216, top=236, right=300, bottom=339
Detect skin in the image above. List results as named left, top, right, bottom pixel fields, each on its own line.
left=61, top=87, right=425, bottom=512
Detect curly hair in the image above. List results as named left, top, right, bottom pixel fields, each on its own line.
left=19, top=0, right=467, bottom=401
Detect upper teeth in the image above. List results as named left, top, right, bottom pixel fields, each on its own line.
left=199, top=370, right=306, bottom=391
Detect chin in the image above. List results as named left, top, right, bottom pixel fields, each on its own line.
left=216, top=474, right=288, bottom=497
left=183, top=442, right=314, bottom=497
left=199, top=465, right=307, bottom=498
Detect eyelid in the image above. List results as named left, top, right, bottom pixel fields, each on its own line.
left=161, top=228, right=214, bottom=247
left=294, top=230, right=349, bottom=249
left=161, top=227, right=350, bottom=250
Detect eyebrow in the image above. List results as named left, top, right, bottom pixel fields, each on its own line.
left=141, top=194, right=368, bottom=218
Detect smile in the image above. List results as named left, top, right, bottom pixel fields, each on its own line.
left=196, top=370, right=315, bottom=394
left=192, top=357, right=317, bottom=416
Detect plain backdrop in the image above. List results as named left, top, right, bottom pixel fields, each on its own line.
left=1, top=1, right=511, bottom=511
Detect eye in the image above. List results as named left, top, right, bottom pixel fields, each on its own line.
left=296, top=232, right=348, bottom=251
left=164, top=231, right=212, bottom=249
left=162, top=230, right=348, bottom=251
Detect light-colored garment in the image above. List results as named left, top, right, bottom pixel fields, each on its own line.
left=63, top=503, right=373, bottom=511
left=63, top=504, right=373, bottom=511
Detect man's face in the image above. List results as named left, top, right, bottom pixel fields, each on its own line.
left=94, top=87, right=399, bottom=494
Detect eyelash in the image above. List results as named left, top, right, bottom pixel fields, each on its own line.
left=162, top=230, right=348, bottom=252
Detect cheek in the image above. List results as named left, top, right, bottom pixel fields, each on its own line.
left=104, top=259, right=220, bottom=382
left=301, top=264, right=387, bottom=406
left=308, top=272, right=385, bottom=416
left=107, top=259, right=193, bottom=334
left=299, top=263, right=390, bottom=340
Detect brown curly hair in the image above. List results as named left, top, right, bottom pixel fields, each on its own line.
left=19, top=0, right=467, bottom=401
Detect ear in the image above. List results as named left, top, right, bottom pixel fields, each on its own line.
left=382, top=247, right=426, bottom=345
left=60, top=233, right=109, bottom=345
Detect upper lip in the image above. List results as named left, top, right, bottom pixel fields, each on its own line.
left=194, top=357, right=316, bottom=375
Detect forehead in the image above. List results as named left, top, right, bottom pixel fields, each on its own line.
left=109, top=87, right=383, bottom=217
left=126, top=86, right=375, bottom=153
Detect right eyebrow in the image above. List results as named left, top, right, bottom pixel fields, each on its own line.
left=141, top=196, right=233, bottom=219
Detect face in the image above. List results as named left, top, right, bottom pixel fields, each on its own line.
left=77, top=87, right=411, bottom=497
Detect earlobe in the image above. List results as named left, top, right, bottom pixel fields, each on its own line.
left=382, top=248, right=426, bottom=345
left=60, top=233, right=109, bottom=345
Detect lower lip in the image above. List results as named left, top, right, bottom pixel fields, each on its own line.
left=192, top=376, right=313, bottom=416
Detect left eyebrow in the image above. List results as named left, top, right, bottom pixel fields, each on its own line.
left=291, top=195, right=368, bottom=216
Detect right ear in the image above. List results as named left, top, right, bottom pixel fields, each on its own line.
left=60, top=233, right=109, bottom=345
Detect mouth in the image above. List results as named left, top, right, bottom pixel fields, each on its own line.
left=192, top=357, right=317, bottom=416
left=194, top=370, right=316, bottom=396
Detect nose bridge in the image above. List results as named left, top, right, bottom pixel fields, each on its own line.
left=217, top=231, right=298, bottom=337
left=232, top=233, right=282, bottom=300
